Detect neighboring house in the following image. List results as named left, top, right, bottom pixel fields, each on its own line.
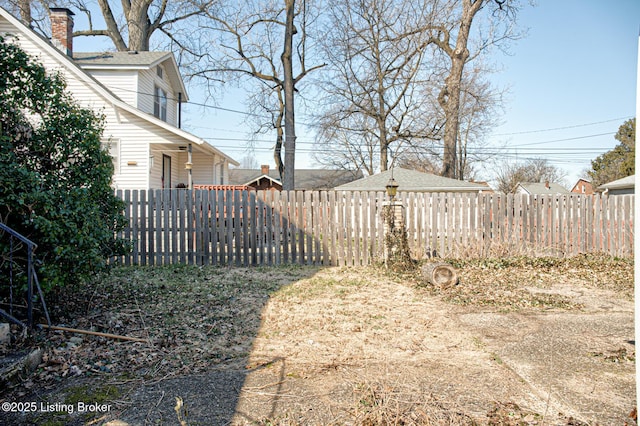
left=514, top=182, right=571, bottom=196
left=0, top=7, right=238, bottom=190
left=229, top=165, right=363, bottom=191
left=334, top=168, right=489, bottom=193
left=571, top=179, right=594, bottom=195
left=469, top=181, right=494, bottom=193
left=596, top=175, right=635, bottom=195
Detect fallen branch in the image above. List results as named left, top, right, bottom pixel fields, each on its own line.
left=38, top=324, right=149, bottom=343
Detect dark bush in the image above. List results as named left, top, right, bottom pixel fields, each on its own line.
left=0, top=35, right=128, bottom=290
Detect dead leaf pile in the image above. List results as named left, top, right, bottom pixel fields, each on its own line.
left=439, top=254, right=633, bottom=310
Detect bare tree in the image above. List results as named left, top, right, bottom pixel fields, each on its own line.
left=0, top=0, right=50, bottom=34
left=432, top=0, right=523, bottom=179
left=314, top=121, right=380, bottom=176
left=396, top=150, right=441, bottom=175
left=1, top=0, right=214, bottom=52
left=68, top=0, right=215, bottom=51
left=314, top=0, right=441, bottom=174
left=394, top=60, right=505, bottom=181
left=494, top=158, right=568, bottom=194
left=455, top=63, right=504, bottom=178
left=192, top=0, right=324, bottom=189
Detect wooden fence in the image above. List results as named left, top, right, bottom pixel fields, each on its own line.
left=115, top=190, right=634, bottom=266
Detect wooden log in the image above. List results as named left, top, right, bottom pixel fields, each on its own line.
left=421, top=262, right=459, bottom=289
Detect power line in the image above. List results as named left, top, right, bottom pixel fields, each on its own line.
left=105, top=84, right=318, bottom=124
left=508, top=132, right=615, bottom=147
left=493, top=116, right=633, bottom=136
left=105, top=83, right=630, bottom=139
left=97, top=83, right=624, bottom=159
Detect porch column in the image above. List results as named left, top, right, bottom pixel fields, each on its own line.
left=187, top=143, right=193, bottom=189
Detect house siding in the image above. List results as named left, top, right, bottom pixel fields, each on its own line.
left=1, top=12, right=236, bottom=190
left=138, top=67, right=177, bottom=127
left=82, top=69, right=138, bottom=107
left=1, top=23, right=150, bottom=189
left=102, top=113, right=151, bottom=190
left=149, top=149, right=180, bottom=188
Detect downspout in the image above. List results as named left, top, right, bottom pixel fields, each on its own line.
left=178, top=92, right=182, bottom=128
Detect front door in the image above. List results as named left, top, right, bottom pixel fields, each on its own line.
left=162, top=154, right=172, bottom=189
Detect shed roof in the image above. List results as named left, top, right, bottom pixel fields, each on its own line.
left=515, top=182, right=571, bottom=195
left=598, top=174, right=635, bottom=190
left=334, top=168, right=487, bottom=192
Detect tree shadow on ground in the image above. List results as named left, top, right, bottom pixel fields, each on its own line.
left=111, top=266, right=319, bottom=426
left=0, top=264, right=321, bottom=425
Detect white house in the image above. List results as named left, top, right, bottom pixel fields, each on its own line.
left=0, top=7, right=238, bottom=190
left=597, top=175, right=635, bottom=195
left=514, top=181, right=570, bottom=196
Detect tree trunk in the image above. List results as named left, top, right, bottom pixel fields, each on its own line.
left=126, top=0, right=152, bottom=51
left=421, top=262, right=459, bottom=289
left=379, top=122, right=389, bottom=171
left=18, top=0, right=31, bottom=24
left=440, top=71, right=463, bottom=178
left=274, top=129, right=284, bottom=181
left=281, top=0, right=296, bottom=190
left=439, top=0, right=483, bottom=179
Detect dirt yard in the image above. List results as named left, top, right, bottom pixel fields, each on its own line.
left=0, top=255, right=636, bottom=425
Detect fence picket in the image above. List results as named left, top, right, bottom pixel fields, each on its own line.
left=124, top=190, right=132, bottom=266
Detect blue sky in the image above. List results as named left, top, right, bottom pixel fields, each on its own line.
left=73, top=1, right=639, bottom=186
left=485, top=0, right=639, bottom=186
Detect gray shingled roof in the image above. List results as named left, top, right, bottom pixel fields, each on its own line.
left=73, top=50, right=189, bottom=102
left=516, top=182, right=570, bottom=195
left=74, top=51, right=172, bottom=67
left=598, top=174, right=635, bottom=190
left=229, top=168, right=363, bottom=191
left=334, top=168, right=487, bottom=192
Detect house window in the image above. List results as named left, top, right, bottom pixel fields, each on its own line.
left=157, top=65, right=163, bottom=79
left=154, top=86, right=167, bottom=121
left=101, top=139, right=119, bottom=173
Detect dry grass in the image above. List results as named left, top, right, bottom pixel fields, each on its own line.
left=1, top=254, right=635, bottom=425
left=445, top=254, right=633, bottom=308
left=392, top=253, right=635, bottom=311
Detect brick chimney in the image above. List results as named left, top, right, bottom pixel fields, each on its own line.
left=50, top=8, right=74, bottom=56
left=261, top=164, right=270, bottom=175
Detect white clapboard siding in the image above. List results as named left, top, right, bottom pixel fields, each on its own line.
left=84, top=69, right=139, bottom=107
left=2, top=11, right=236, bottom=193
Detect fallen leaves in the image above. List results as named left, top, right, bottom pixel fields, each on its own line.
left=2, top=265, right=312, bottom=397
left=434, top=254, right=633, bottom=311
left=0, top=256, right=634, bottom=425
